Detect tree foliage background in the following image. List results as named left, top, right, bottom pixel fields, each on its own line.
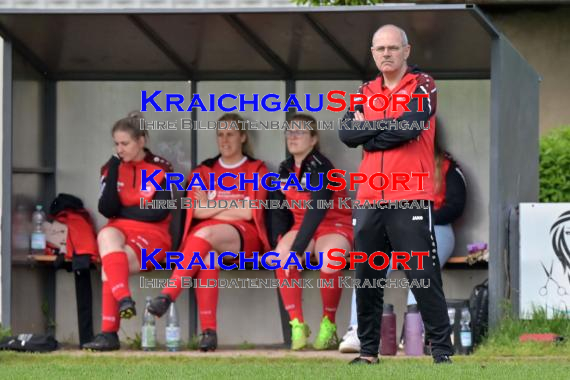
left=539, top=126, right=570, bottom=202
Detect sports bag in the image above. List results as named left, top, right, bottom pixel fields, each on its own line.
left=469, top=279, right=489, bottom=346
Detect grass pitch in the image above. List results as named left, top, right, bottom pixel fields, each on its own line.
left=0, top=351, right=569, bottom=380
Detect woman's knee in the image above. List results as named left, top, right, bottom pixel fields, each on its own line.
left=98, top=227, right=119, bottom=244
left=97, top=227, right=125, bottom=255
left=315, top=235, right=350, bottom=274
left=320, top=250, right=344, bottom=274
left=193, top=226, right=214, bottom=242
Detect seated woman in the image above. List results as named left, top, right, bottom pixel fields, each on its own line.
left=338, top=131, right=467, bottom=353
left=84, top=112, right=173, bottom=351
left=267, top=114, right=353, bottom=351
left=148, top=113, right=270, bottom=352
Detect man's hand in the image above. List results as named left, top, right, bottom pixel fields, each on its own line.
left=354, top=110, right=365, bottom=121
left=339, top=109, right=381, bottom=148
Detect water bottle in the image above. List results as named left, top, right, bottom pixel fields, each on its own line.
left=141, top=296, right=157, bottom=351
left=404, top=304, right=424, bottom=356
left=30, top=205, right=46, bottom=254
left=380, top=304, right=397, bottom=355
left=447, top=307, right=456, bottom=347
left=165, top=301, right=181, bottom=352
left=13, top=204, right=30, bottom=252
left=459, top=307, right=472, bottom=354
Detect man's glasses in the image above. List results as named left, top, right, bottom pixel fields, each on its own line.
left=371, top=45, right=405, bottom=53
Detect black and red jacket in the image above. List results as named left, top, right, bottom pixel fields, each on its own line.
left=98, top=149, right=173, bottom=232
left=49, top=193, right=99, bottom=261
left=433, top=154, right=467, bottom=226
left=54, top=210, right=98, bottom=261
left=267, top=149, right=351, bottom=254
left=339, top=66, right=437, bottom=202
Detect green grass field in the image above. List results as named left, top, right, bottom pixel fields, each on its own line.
left=0, top=352, right=569, bottom=380
left=1, top=307, right=569, bottom=379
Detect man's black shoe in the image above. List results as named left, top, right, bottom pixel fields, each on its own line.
left=148, top=294, right=172, bottom=318
left=199, top=329, right=218, bottom=352
left=349, top=356, right=379, bottom=365
left=118, top=297, right=136, bottom=319
left=83, top=332, right=120, bottom=352
left=433, top=354, right=453, bottom=364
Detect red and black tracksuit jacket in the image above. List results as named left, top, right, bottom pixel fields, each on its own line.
left=98, top=149, right=173, bottom=233
left=53, top=209, right=99, bottom=261
left=180, top=155, right=271, bottom=252
left=266, top=149, right=351, bottom=254
left=339, top=66, right=437, bottom=202
left=433, top=154, right=467, bottom=226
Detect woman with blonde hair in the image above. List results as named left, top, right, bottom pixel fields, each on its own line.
left=148, top=113, right=270, bottom=352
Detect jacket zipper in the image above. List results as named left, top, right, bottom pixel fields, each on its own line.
left=381, top=151, right=385, bottom=200
left=381, top=106, right=387, bottom=200
left=133, top=165, right=136, bottom=188
left=376, top=76, right=413, bottom=201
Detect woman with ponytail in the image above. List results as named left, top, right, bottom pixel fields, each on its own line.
left=84, top=112, right=173, bottom=351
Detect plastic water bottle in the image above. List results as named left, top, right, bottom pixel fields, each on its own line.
left=30, top=205, right=46, bottom=254
left=460, top=307, right=472, bottom=354
left=380, top=303, right=397, bottom=355
left=13, top=204, right=30, bottom=252
left=141, top=296, right=157, bottom=351
left=404, top=304, right=424, bottom=356
left=165, top=302, right=181, bottom=352
left=447, top=307, right=456, bottom=347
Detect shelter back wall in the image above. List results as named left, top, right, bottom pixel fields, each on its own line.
left=49, top=79, right=490, bottom=344
left=56, top=79, right=490, bottom=256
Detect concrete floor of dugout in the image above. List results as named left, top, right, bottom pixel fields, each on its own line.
left=10, top=265, right=487, bottom=346
left=51, top=348, right=455, bottom=360
left=28, top=350, right=569, bottom=363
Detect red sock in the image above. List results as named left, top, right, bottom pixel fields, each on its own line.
left=320, top=270, right=343, bottom=323
left=101, top=251, right=131, bottom=301
left=276, top=268, right=304, bottom=322
left=101, top=281, right=119, bottom=333
left=162, top=236, right=212, bottom=301
left=195, top=266, right=219, bottom=331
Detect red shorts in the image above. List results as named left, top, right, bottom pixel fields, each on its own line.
left=190, top=219, right=262, bottom=257
left=292, top=222, right=353, bottom=245
left=102, top=220, right=171, bottom=266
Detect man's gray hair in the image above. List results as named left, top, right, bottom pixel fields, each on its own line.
left=373, top=25, right=409, bottom=46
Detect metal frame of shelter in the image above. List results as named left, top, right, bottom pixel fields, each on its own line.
left=0, top=4, right=539, bottom=342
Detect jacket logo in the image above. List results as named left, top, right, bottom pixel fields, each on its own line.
left=412, top=216, right=423, bottom=221
left=372, top=96, right=385, bottom=109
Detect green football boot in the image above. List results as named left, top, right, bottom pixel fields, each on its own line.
left=290, top=318, right=311, bottom=351
left=313, top=316, right=339, bottom=350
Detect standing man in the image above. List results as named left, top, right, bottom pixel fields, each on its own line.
left=339, top=24, right=454, bottom=364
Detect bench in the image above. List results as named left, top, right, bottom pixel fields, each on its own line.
left=20, top=251, right=487, bottom=347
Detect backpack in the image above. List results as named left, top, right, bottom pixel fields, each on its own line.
left=0, top=334, right=59, bottom=353
left=469, top=279, right=489, bottom=346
